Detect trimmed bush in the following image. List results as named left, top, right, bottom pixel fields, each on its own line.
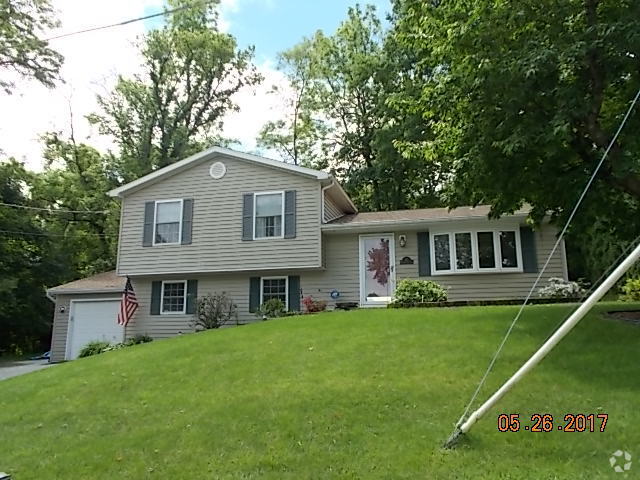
left=537, top=277, right=586, bottom=299
left=620, top=278, right=640, bottom=302
left=391, top=279, right=447, bottom=306
left=302, top=296, right=328, bottom=313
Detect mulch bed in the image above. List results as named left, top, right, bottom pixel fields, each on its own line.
left=607, top=310, right=640, bottom=326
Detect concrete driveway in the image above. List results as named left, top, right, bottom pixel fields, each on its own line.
left=0, top=359, right=55, bottom=381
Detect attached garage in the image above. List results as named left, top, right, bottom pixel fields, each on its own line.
left=65, top=299, right=124, bottom=360
left=48, top=271, right=126, bottom=362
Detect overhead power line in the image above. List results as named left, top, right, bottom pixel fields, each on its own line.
left=0, top=229, right=114, bottom=238
left=0, top=202, right=109, bottom=214
left=45, top=0, right=214, bottom=41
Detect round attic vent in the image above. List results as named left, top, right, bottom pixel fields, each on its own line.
left=209, top=161, right=226, bottom=179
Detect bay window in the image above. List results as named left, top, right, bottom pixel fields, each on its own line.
left=431, top=228, right=522, bottom=274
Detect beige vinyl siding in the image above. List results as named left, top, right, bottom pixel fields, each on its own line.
left=304, top=221, right=566, bottom=305
left=49, top=292, right=122, bottom=363
left=117, top=154, right=322, bottom=275
left=122, top=221, right=567, bottom=338
left=323, top=194, right=344, bottom=223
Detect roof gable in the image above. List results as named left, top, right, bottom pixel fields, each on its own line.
left=108, top=147, right=330, bottom=198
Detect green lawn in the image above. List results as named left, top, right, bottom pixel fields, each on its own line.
left=1, top=303, right=639, bottom=479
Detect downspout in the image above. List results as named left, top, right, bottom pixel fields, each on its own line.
left=46, top=290, right=56, bottom=303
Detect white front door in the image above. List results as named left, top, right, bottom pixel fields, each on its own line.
left=66, top=299, right=124, bottom=360
left=359, top=234, right=396, bottom=306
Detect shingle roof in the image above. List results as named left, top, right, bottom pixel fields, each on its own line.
left=325, top=205, right=529, bottom=227
left=48, top=270, right=125, bottom=294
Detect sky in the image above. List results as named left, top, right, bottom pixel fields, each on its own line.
left=0, top=0, right=391, bottom=172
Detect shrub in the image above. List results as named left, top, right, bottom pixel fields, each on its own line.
left=125, top=335, right=153, bottom=346
left=620, top=278, right=640, bottom=302
left=78, top=341, right=111, bottom=358
left=302, top=296, right=327, bottom=313
left=537, top=277, right=586, bottom=299
left=193, top=292, right=238, bottom=330
left=256, top=298, right=286, bottom=320
left=391, top=279, right=448, bottom=305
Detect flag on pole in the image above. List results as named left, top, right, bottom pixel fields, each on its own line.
left=117, top=277, right=138, bottom=326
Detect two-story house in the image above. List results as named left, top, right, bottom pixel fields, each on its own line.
left=47, top=147, right=568, bottom=361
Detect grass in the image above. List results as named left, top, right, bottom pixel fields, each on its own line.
left=1, top=303, right=639, bottom=479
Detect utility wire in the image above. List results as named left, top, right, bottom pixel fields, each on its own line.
left=0, top=229, right=114, bottom=238
left=0, top=202, right=109, bottom=214
left=451, top=84, right=640, bottom=434
left=45, top=0, right=215, bottom=41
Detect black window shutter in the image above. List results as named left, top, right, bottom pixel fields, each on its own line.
left=288, top=275, right=301, bottom=311
left=181, top=199, right=194, bottom=245
left=284, top=190, right=296, bottom=239
left=417, top=231, right=431, bottom=276
left=186, top=280, right=198, bottom=314
left=520, top=226, right=538, bottom=273
left=143, top=202, right=155, bottom=247
left=242, top=194, right=254, bottom=241
left=249, top=277, right=261, bottom=313
left=150, top=281, right=162, bottom=315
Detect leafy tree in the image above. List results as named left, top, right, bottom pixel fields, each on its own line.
left=0, top=160, right=59, bottom=353
left=90, top=0, right=262, bottom=182
left=33, top=132, right=120, bottom=275
left=391, top=0, right=640, bottom=252
left=257, top=40, right=330, bottom=166
left=0, top=0, right=64, bottom=93
left=258, top=5, right=445, bottom=211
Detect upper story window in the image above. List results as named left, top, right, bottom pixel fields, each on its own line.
left=254, top=192, right=284, bottom=239
left=154, top=200, right=183, bottom=245
left=431, top=228, right=522, bottom=275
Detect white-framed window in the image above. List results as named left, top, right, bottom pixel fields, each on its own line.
left=430, top=228, right=522, bottom=275
left=154, top=199, right=183, bottom=245
left=161, top=280, right=187, bottom=314
left=254, top=191, right=284, bottom=239
left=260, top=276, right=288, bottom=309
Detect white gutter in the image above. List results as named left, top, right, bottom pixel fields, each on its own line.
left=321, top=212, right=529, bottom=232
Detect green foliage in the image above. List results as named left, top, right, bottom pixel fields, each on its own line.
left=0, top=160, right=59, bottom=353
left=391, top=279, right=448, bottom=305
left=620, top=278, right=640, bottom=302
left=390, top=0, right=640, bottom=277
left=2, top=305, right=639, bottom=478
left=89, top=0, right=262, bottom=181
left=78, top=341, right=111, bottom=358
left=255, top=298, right=287, bottom=319
left=258, top=5, right=445, bottom=211
left=302, top=296, right=327, bottom=313
left=0, top=0, right=64, bottom=93
left=78, top=336, right=154, bottom=358
left=193, top=292, right=238, bottom=329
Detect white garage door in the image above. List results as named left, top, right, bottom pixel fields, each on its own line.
left=66, top=300, right=124, bottom=360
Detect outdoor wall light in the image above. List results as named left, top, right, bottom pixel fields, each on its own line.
left=59, top=306, right=66, bottom=314
left=399, top=235, right=407, bottom=248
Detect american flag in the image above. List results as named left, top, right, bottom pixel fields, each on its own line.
left=117, top=277, right=138, bottom=326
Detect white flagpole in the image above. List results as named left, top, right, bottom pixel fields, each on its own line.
left=456, top=241, right=640, bottom=436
